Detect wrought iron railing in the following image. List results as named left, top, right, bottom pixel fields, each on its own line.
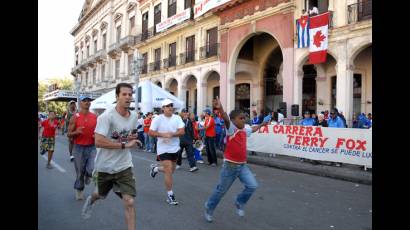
left=200, top=43, right=219, bottom=59
left=180, top=50, right=195, bottom=64
left=348, top=0, right=372, bottom=24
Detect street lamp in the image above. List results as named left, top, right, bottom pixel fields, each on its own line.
left=132, top=51, right=144, bottom=113
left=75, top=76, right=81, bottom=111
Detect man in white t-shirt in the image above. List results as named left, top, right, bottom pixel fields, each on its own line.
left=148, top=98, right=185, bottom=205
left=81, top=83, right=142, bottom=230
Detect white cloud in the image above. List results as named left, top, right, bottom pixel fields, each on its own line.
left=38, top=0, right=84, bottom=81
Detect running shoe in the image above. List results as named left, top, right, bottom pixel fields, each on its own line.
left=166, top=194, right=178, bottom=205
left=197, top=160, right=204, bottom=164
left=235, top=202, right=245, bottom=217
left=204, top=202, right=213, bottom=222
left=82, top=195, right=94, bottom=219
left=189, top=166, right=199, bottom=172
left=176, top=165, right=181, bottom=170
left=150, top=164, right=158, bottom=178
left=70, top=155, right=75, bottom=162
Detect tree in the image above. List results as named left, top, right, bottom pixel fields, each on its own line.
left=38, top=76, right=74, bottom=116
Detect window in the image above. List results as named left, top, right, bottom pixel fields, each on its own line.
left=102, top=33, right=106, bottom=49
left=115, top=59, right=120, bottom=78
left=75, top=54, right=78, bottom=65
left=86, top=45, right=90, bottom=57
left=213, top=86, right=220, bottom=99
left=154, top=4, right=162, bottom=34
left=206, top=27, right=217, bottom=57
left=168, top=0, right=176, bottom=17
left=128, top=54, right=133, bottom=75
left=306, top=0, right=328, bottom=14
left=93, top=69, right=96, bottom=84
left=154, top=48, right=161, bottom=70
left=116, top=25, right=121, bottom=43
left=142, top=12, right=149, bottom=40
left=101, top=64, right=105, bottom=81
left=142, top=53, right=148, bottom=74
left=129, top=16, right=135, bottom=33
left=169, top=42, right=176, bottom=67
left=94, top=39, right=98, bottom=53
left=185, top=35, right=195, bottom=63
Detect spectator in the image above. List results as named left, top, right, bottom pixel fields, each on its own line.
left=176, top=109, right=198, bottom=172
left=251, top=110, right=260, bottom=125
left=316, top=113, right=328, bottom=127
left=214, top=111, right=223, bottom=150
left=143, top=112, right=154, bottom=152
left=299, top=111, right=315, bottom=126
left=324, top=110, right=329, bottom=121
left=277, top=109, right=285, bottom=125
left=199, top=109, right=217, bottom=166
left=352, top=113, right=359, bottom=128
left=309, top=6, right=319, bottom=16
left=190, top=113, right=204, bottom=163
left=334, top=108, right=347, bottom=127
left=270, top=112, right=278, bottom=125
left=327, top=109, right=344, bottom=166
left=311, top=112, right=318, bottom=126
left=367, top=113, right=372, bottom=128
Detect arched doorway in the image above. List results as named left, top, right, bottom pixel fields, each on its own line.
left=167, top=79, right=178, bottom=96
left=205, top=71, right=220, bottom=107
left=185, top=75, right=197, bottom=114
left=302, top=64, right=317, bottom=113
left=353, top=45, right=372, bottom=116
left=156, top=81, right=162, bottom=88
left=233, top=32, right=283, bottom=116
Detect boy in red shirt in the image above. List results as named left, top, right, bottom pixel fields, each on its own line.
left=40, top=111, right=59, bottom=169
left=204, top=97, right=267, bottom=222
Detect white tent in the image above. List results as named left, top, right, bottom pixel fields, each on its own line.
left=90, top=80, right=184, bottom=114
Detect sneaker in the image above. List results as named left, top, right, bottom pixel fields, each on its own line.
left=197, top=160, right=204, bottom=164
left=189, top=166, right=199, bottom=172
left=46, top=164, right=53, bottom=169
left=40, top=149, right=46, bottom=155
left=235, top=202, right=245, bottom=217
left=70, top=155, right=75, bottom=162
left=167, top=194, right=178, bottom=205
left=85, top=176, right=91, bottom=185
left=176, top=165, right=181, bottom=170
left=75, top=190, right=84, bottom=200
left=204, top=202, right=213, bottom=222
left=210, top=163, right=217, bottom=167
left=150, top=164, right=158, bottom=178
left=335, top=163, right=342, bottom=167
left=82, top=195, right=94, bottom=219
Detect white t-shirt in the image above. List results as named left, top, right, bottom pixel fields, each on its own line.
left=137, top=117, right=144, bottom=132
left=278, top=113, right=284, bottom=124
left=149, top=114, right=185, bottom=155
left=94, top=107, right=138, bottom=174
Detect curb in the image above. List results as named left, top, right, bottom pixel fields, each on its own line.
left=215, top=151, right=372, bottom=185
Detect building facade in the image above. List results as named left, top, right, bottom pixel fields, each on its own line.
left=71, top=0, right=372, bottom=126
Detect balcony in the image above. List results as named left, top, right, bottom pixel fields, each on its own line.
left=348, top=0, right=372, bottom=24
left=163, top=56, right=177, bottom=69
left=148, top=63, right=155, bottom=72
left=119, top=36, right=136, bottom=51
left=199, top=43, right=220, bottom=59
left=179, top=50, right=196, bottom=65
left=107, top=42, right=121, bottom=57
left=94, top=49, right=107, bottom=62
left=79, top=60, right=88, bottom=70
left=86, top=56, right=96, bottom=67
left=141, top=64, right=148, bottom=74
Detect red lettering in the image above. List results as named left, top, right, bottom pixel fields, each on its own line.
left=273, top=125, right=279, bottom=134
left=310, top=137, right=318, bottom=147
left=318, top=137, right=328, bottom=147
left=335, top=138, right=345, bottom=148
left=299, top=126, right=305, bottom=136
left=292, top=126, right=298, bottom=135
left=287, top=135, right=294, bottom=144
left=313, top=127, right=323, bottom=137
left=285, top=125, right=291, bottom=134
left=302, top=137, right=310, bottom=146
left=346, top=139, right=355, bottom=150
left=259, top=125, right=269, bottom=133
left=277, top=125, right=284, bottom=134
left=305, top=126, right=313, bottom=136
left=356, top=140, right=367, bottom=151
left=295, top=136, right=302, bottom=145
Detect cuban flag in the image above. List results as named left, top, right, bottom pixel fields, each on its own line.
left=296, top=15, right=309, bottom=48
left=309, top=12, right=329, bottom=64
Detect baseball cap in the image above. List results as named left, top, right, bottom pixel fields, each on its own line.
left=68, top=100, right=76, bottom=104
left=161, top=98, right=173, bottom=107
left=203, top=109, right=211, bottom=115
left=79, top=95, right=92, bottom=101
left=181, top=108, right=188, bottom=113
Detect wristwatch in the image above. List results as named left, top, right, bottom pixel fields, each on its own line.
left=121, top=142, right=126, bottom=149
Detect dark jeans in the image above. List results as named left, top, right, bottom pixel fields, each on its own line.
left=138, top=131, right=145, bottom=148
left=205, top=136, right=217, bottom=165
left=177, top=143, right=196, bottom=168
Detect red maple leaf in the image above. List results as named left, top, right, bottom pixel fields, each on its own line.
left=313, top=30, right=326, bottom=48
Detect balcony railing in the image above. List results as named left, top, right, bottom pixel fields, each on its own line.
left=163, top=55, right=177, bottom=68
left=119, top=36, right=136, bottom=50
left=200, top=43, right=219, bottom=59
left=107, top=42, right=121, bottom=56
left=148, top=63, right=155, bottom=72
left=180, top=50, right=196, bottom=64
left=154, top=60, right=161, bottom=71
left=348, top=0, right=372, bottom=24
left=94, top=49, right=107, bottom=62
left=141, top=64, right=148, bottom=74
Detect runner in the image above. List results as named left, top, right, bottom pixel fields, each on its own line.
left=81, top=83, right=142, bottom=230
left=67, top=95, right=97, bottom=201
left=39, top=111, right=59, bottom=169
left=66, top=100, right=77, bottom=162
left=176, top=109, right=198, bottom=172
left=148, top=98, right=185, bottom=205
left=204, top=97, right=268, bottom=222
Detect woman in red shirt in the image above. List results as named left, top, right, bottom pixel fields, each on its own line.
left=40, top=111, right=59, bottom=169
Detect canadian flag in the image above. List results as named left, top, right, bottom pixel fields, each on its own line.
left=309, top=12, right=329, bottom=64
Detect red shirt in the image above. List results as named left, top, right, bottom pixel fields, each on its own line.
left=192, top=121, right=199, bottom=139
left=204, top=117, right=216, bottom=137
left=144, top=118, right=152, bottom=133
left=73, top=112, right=97, bottom=145
left=224, top=128, right=247, bottom=163
left=41, top=119, right=59, bottom=137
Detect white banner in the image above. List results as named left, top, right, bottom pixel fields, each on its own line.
left=156, top=8, right=191, bottom=33
left=194, top=0, right=231, bottom=19
left=247, top=125, right=372, bottom=167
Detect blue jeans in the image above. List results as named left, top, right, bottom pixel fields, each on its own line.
left=144, top=133, right=153, bottom=151
left=72, top=144, right=96, bottom=191
left=205, top=161, right=258, bottom=212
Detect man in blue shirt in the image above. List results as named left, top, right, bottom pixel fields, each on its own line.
left=328, top=109, right=345, bottom=128
left=299, top=111, right=315, bottom=126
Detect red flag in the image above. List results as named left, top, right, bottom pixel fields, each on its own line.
left=309, top=12, right=329, bottom=64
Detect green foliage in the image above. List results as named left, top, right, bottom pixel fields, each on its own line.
left=38, top=77, right=74, bottom=116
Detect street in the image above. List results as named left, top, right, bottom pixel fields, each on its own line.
left=38, top=135, right=372, bottom=230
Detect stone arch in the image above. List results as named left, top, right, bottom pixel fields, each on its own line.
left=201, top=69, right=220, bottom=82
left=181, top=73, right=197, bottom=87
left=165, top=77, right=178, bottom=89
left=350, top=40, right=372, bottom=65
left=296, top=49, right=338, bottom=71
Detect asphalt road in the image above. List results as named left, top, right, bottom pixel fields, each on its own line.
left=38, top=134, right=372, bottom=230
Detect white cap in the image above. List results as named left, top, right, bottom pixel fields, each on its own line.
left=161, top=98, right=173, bottom=107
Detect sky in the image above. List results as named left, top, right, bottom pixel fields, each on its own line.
left=38, top=0, right=84, bottom=81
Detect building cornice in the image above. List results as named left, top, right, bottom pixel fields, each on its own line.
left=70, top=0, right=109, bottom=36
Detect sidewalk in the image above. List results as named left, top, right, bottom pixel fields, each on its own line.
left=215, top=150, right=372, bottom=185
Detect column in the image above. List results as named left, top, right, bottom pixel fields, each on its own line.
left=293, top=67, right=304, bottom=117
left=120, top=51, right=126, bottom=79
left=197, top=80, right=207, bottom=114
left=178, top=82, right=187, bottom=109
left=282, top=47, right=295, bottom=117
